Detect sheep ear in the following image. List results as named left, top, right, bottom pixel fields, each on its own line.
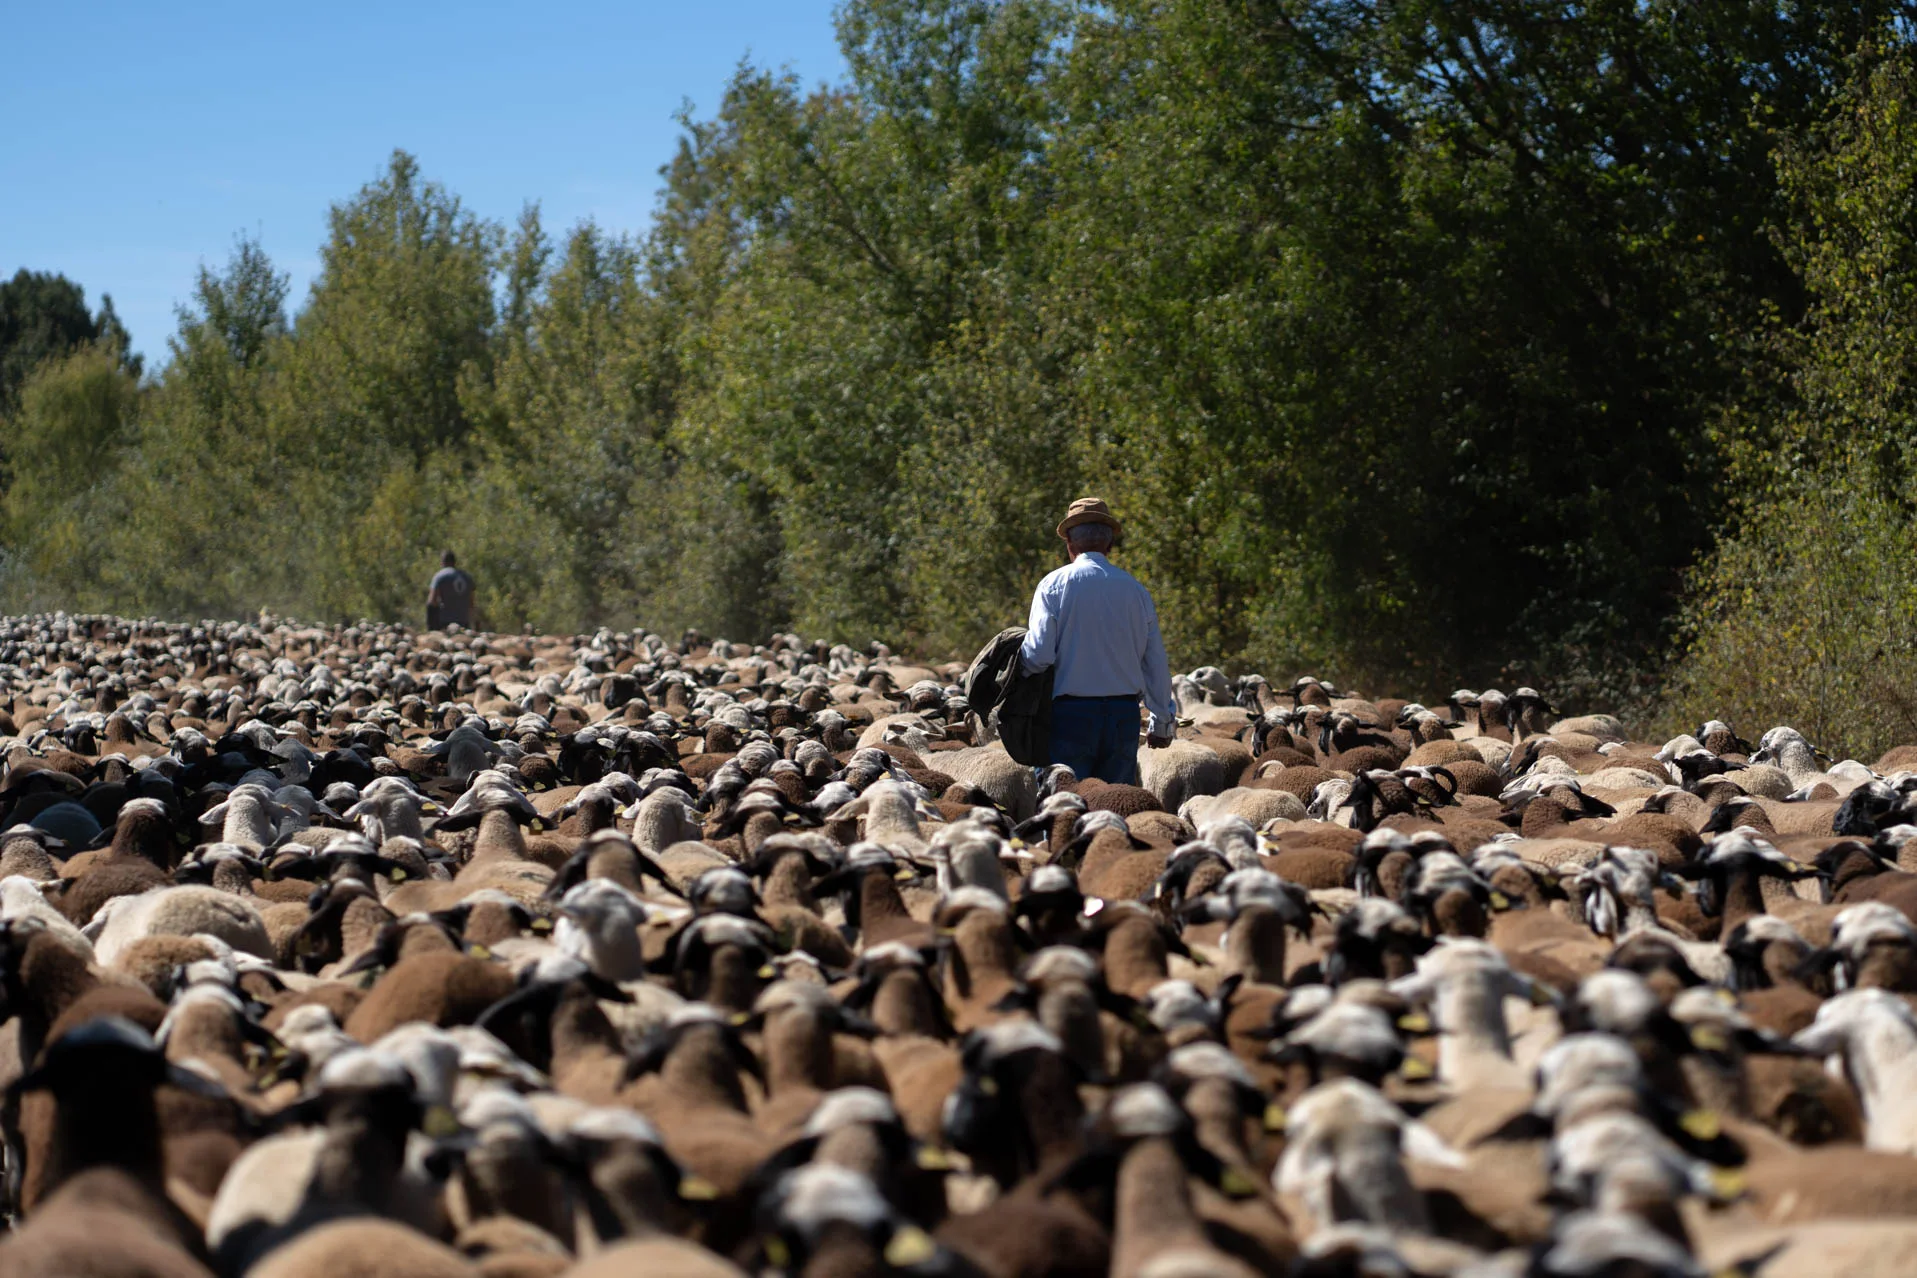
left=262, top=1094, right=327, bottom=1134
left=1400, top=1119, right=1466, bottom=1168
left=1790, top=1021, right=1841, bottom=1056
left=1790, top=947, right=1842, bottom=985
left=165, top=1062, right=234, bottom=1102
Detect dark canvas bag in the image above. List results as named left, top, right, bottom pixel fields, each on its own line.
left=963, top=627, right=1053, bottom=767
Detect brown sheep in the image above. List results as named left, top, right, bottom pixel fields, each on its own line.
left=342, top=951, right=517, bottom=1042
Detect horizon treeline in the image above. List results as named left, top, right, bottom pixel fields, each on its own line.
left=9, top=0, right=1917, bottom=752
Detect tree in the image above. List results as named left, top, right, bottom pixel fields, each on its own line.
left=0, top=269, right=140, bottom=409
left=268, top=151, right=502, bottom=621
left=1045, top=0, right=1908, bottom=695
left=92, top=239, right=291, bottom=617
left=1664, top=46, right=1917, bottom=757
left=0, top=345, right=140, bottom=605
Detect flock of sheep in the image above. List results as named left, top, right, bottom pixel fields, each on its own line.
left=0, top=613, right=1912, bottom=1277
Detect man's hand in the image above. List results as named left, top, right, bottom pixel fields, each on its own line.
left=1146, top=733, right=1173, bottom=749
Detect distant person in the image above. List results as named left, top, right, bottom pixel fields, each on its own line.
left=426, top=550, right=475, bottom=631
left=1018, top=498, right=1176, bottom=785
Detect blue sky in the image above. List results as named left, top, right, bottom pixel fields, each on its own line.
left=0, top=1, right=847, bottom=365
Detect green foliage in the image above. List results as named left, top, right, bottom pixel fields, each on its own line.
left=1049, top=0, right=1902, bottom=698
left=0, top=269, right=139, bottom=410
left=0, top=344, right=140, bottom=603
left=1666, top=46, right=1917, bottom=757
left=1664, top=471, right=1917, bottom=759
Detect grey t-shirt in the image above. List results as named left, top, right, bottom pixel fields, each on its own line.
left=429, top=567, right=475, bottom=629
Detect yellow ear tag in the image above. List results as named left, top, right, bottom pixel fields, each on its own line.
left=1011, top=837, right=1026, bottom=850
left=1397, top=1012, right=1432, bottom=1034
left=1707, top=1166, right=1747, bottom=1199
left=423, top=1105, right=461, bottom=1139
left=884, top=1227, right=937, bottom=1267
left=1679, top=1109, right=1721, bottom=1141
left=532, top=782, right=546, bottom=792
left=1262, top=1102, right=1288, bottom=1132
left=729, top=1011, right=752, bottom=1027
left=977, top=1076, right=998, bottom=1096
left=1218, top=1167, right=1259, bottom=1199
left=678, top=1174, right=719, bottom=1201
left=1399, top=1056, right=1434, bottom=1081
left=531, top=918, right=552, bottom=932
left=1488, top=890, right=1510, bottom=910
left=914, top=1146, right=952, bottom=1171
left=531, top=819, right=545, bottom=832
left=894, top=868, right=915, bottom=882
left=258, top=1070, right=280, bottom=1089
left=389, top=867, right=407, bottom=882
left=763, top=1237, right=790, bottom=1268
left=756, top=964, right=776, bottom=979
left=469, top=944, right=491, bottom=960
left=422, top=802, right=441, bottom=814
left=1689, top=1026, right=1729, bottom=1053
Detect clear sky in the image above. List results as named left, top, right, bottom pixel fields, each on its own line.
left=1, top=1, right=847, bottom=365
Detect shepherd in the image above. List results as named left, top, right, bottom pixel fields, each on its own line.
left=1017, top=498, right=1177, bottom=784
left=425, top=549, right=476, bottom=631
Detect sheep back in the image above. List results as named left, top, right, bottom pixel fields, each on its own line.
left=1078, top=781, right=1163, bottom=818
left=342, top=951, right=517, bottom=1041
left=1136, top=740, right=1228, bottom=813
left=1403, top=740, right=1479, bottom=768
left=92, top=887, right=271, bottom=968
left=934, top=745, right=1039, bottom=822
left=246, top=1217, right=479, bottom=1278
left=1256, top=765, right=1338, bottom=803
left=1181, top=787, right=1305, bottom=828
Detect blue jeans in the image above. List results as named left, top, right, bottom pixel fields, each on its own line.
left=1049, top=695, right=1142, bottom=785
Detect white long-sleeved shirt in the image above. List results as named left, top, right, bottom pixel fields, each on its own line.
left=1018, top=551, right=1178, bottom=738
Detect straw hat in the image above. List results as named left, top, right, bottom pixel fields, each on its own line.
left=1056, top=497, right=1122, bottom=542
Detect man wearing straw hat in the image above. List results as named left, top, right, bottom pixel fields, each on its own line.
left=1018, top=498, right=1177, bottom=785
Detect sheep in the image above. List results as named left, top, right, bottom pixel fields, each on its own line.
left=1136, top=740, right=1229, bottom=815
left=1792, top=988, right=1917, bottom=1153
left=246, top=1218, right=480, bottom=1278
left=1387, top=938, right=1540, bottom=1091
left=826, top=780, right=932, bottom=856
left=0, top=1017, right=219, bottom=1277
left=342, top=950, right=518, bottom=1042
left=86, top=885, right=273, bottom=968
left=0, top=875, right=94, bottom=958
left=924, top=821, right=1011, bottom=900
left=1274, top=1078, right=1462, bottom=1232
left=1180, top=868, right=1314, bottom=985
left=618, top=1006, right=777, bottom=1197
left=43, top=612, right=1917, bottom=1278
left=1089, top=1085, right=1268, bottom=1278
left=1751, top=726, right=1867, bottom=796
left=922, top=744, right=1038, bottom=821
left=204, top=1047, right=452, bottom=1267
left=1179, top=786, right=1305, bottom=828
left=626, top=787, right=703, bottom=856
left=942, top=1021, right=1086, bottom=1189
